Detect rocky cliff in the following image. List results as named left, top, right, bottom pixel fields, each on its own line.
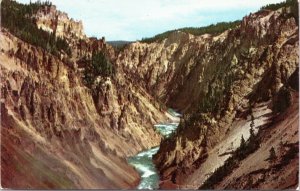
left=0, top=2, right=169, bottom=189
left=34, top=5, right=86, bottom=41
left=116, top=5, right=299, bottom=189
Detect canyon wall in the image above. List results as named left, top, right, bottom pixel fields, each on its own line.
left=1, top=4, right=169, bottom=188
left=1, top=1, right=298, bottom=189
left=116, top=6, right=299, bottom=189
left=34, top=5, right=86, bottom=41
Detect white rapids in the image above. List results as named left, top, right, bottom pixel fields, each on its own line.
left=128, top=109, right=181, bottom=189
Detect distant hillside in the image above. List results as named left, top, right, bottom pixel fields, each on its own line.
left=107, top=41, right=134, bottom=47
left=140, top=0, right=298, bottom=44
left=140, top=20, right=241, bottom=43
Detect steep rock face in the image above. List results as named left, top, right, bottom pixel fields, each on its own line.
left=117, top=8, right=298, bottom=113
left=153, top=8, right=298, bottom=188
left=33, top=5, right=109, bottom=60
left=0, top=26, right=167, bottom=188
left=34, top=5, right=86, bottom=41
left=116, top=31, right=195, bottom=109
left=116, top=7, right=298, bottom=189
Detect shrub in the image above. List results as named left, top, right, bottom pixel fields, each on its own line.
left=272, top=86, right=292, bottom=113
left=261, top=0, right=298, bottom=24
left=200, top=127, right=260, bottom=189
left=269, top=147, right=277, bottom=161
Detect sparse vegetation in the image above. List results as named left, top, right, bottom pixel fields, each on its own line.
left=240, top=135, right=246, bottom=150
left=107, top=41, right=133, bottom=52
left=83, top=51, right=115, bottom=89
left=250, top=108, right=255, bottom=128
left=200, top=127, right=260, bottom=189
left=1, top=0, right=71, bottom=56
left=272, top=86, right=292, bottom=113
left=280, top=143, right=298, bottom=165
left=261, top=0, right=297, bottom=11
left=141, top=0, right=298, bottom=44
left=268, top=147, right=277, bottom=161
left=261, top=0, right=298, bottom=24
left=197, top=63, right=237, bottom=114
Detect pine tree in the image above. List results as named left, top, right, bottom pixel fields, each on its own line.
left=240, top=135, right=246, bottom=149
left=269, top=147, right=277, bottom=161
left=249, top=102, right=256, bottom=141
left=250, top=114, right=255, bottom=128
left=249, top=125, right=255, bottom=140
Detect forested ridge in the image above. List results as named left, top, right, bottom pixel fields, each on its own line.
left=1, top=0, right=71, bottom=56
left=141, top=0, right=298, bottom=44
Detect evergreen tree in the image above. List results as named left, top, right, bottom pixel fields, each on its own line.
left=83, top=51, right=115, bottom=89
left=1, top=0, right=71, bottom=57
left=240, top=135, right=246, bottom=149
left=238, top=135, right=247, bottom=159
left=250, top=114, right=255, bottom=128
left=249, top=113, right=255, bottom=137
left=269, top=147, right=277, bottom=161
left=249, top=126, right=255, bottom=138
left=141, top=20, right=241, bottom=43
left=249, top=102, right=256, bottom=141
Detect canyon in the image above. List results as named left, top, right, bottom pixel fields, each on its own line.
left=1, top=0, right=299, bottom=189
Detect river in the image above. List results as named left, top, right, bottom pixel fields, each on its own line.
left=128, top=109, right=181, bottom=189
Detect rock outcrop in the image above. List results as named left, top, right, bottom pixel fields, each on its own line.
left=34, top=5, right=86, bottom=41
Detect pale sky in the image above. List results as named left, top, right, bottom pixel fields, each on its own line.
left=17, top=0, right=284, bottom=41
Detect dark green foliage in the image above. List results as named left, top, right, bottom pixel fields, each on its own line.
left=107, top=41, right=132, bottom=52
left=249, top=126, right=255, bottom=139
left=83, top=51, right=115, bottom=88
left=250, top=115, right=255, bottom=128
left=240, top=135, right=246, bottom=150
left=141, top=20, right=241, bottom=43
left=1, top=0, right=71, bottom=57
left=269, top=147, right=277, bottom=161
left=198, top=61, right=237, bottom=114
left=288, top=67, right=299, bottom=91
left=280, top=143, right=298, bottom=165
left=273, top=86, right=292, bottom=113
left=200, top=127, right=260, bottom=189
left=249, top=107, right=255, bottom=138
left=142, top=0, right=298, bottom=44
left=249, top=104, right=255, bottom=128
left=261, top=0, right=297, bottom=11
left=261, top=0, right=298, bottom=24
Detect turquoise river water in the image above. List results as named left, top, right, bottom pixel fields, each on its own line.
left=128, top=110, right=181, bottom=189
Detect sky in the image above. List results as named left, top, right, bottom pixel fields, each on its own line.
left=16, top=0, right=284, bottom=41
